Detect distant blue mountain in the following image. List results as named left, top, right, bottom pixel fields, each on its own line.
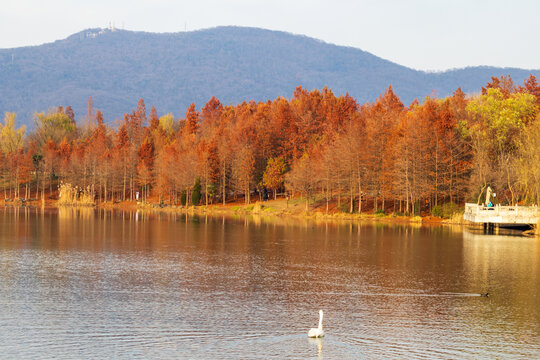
left=0, top=26, right=537, bottom=127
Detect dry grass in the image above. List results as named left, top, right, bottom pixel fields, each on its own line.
left=57, top=183, right=95, bottom=206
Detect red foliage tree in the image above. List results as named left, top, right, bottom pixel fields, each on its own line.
left=184, top=103, right=199, bottom=135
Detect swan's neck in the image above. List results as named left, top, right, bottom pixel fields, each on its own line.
left=318, top=312, right=323, bottom=330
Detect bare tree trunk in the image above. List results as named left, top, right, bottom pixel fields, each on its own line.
left=123, top=166, right=126, bottom=201
left=406, top=158, right=410, bottom=214
left=358, top=181, right=362, bottom=213
left=505, top=156, right=516, bottom=205
left=435, top=141, right=439, bottom=207
left=326, top=180, right=330, bottom=215
left=477, top=183, right=487, bottom=205
left=349, top=178, right=354, bottom=213
left=222, top=165, right=226, bottom=205
left=205, top=171, right=209, bottom=206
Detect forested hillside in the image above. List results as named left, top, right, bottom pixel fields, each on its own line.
left=0, top=26, right=536, bottom=128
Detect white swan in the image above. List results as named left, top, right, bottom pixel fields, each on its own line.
left=308, top=310, right=325, bottom=338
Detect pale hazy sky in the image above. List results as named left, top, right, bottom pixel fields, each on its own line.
left=1, top=0, right=538, bottom=71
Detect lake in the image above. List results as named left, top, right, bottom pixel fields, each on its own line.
left=0, top=207, right=538, bottom=359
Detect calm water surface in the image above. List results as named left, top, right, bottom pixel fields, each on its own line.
left=0, top=207, right=538, bottom=359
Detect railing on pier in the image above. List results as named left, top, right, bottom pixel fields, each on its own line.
left=463, top=203, right=538, bottom=225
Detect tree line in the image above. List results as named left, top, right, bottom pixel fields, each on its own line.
left=1, top=75, right=539, bottom=215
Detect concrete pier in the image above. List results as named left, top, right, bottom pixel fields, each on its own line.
left=464, top=203, right=538, bottom=228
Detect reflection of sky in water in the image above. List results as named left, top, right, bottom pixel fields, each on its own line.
left=0, top=207, right=538, bottom=358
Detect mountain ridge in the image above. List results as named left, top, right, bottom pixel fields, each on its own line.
left=0, top=26, right=537, bottom=127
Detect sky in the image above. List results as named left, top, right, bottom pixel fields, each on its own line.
left=0, top=0, right=538, bottom=71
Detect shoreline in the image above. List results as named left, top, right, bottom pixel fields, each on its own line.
left=136, top=197, right=475, bottom=227
left=4, top=197, right=537, bottom=235
left=1, top=197, right=471, bottom=227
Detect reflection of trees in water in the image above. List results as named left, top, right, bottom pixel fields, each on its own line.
left=461, top=229, right=539, bottom=331
left=58, top=206, right=95, bottom=219
left=0, top=206, right=46, bottom=249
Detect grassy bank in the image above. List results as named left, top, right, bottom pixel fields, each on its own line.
left=132, top=196, right=471, bottom=226
left=3, top=195, right=529, bottom=232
